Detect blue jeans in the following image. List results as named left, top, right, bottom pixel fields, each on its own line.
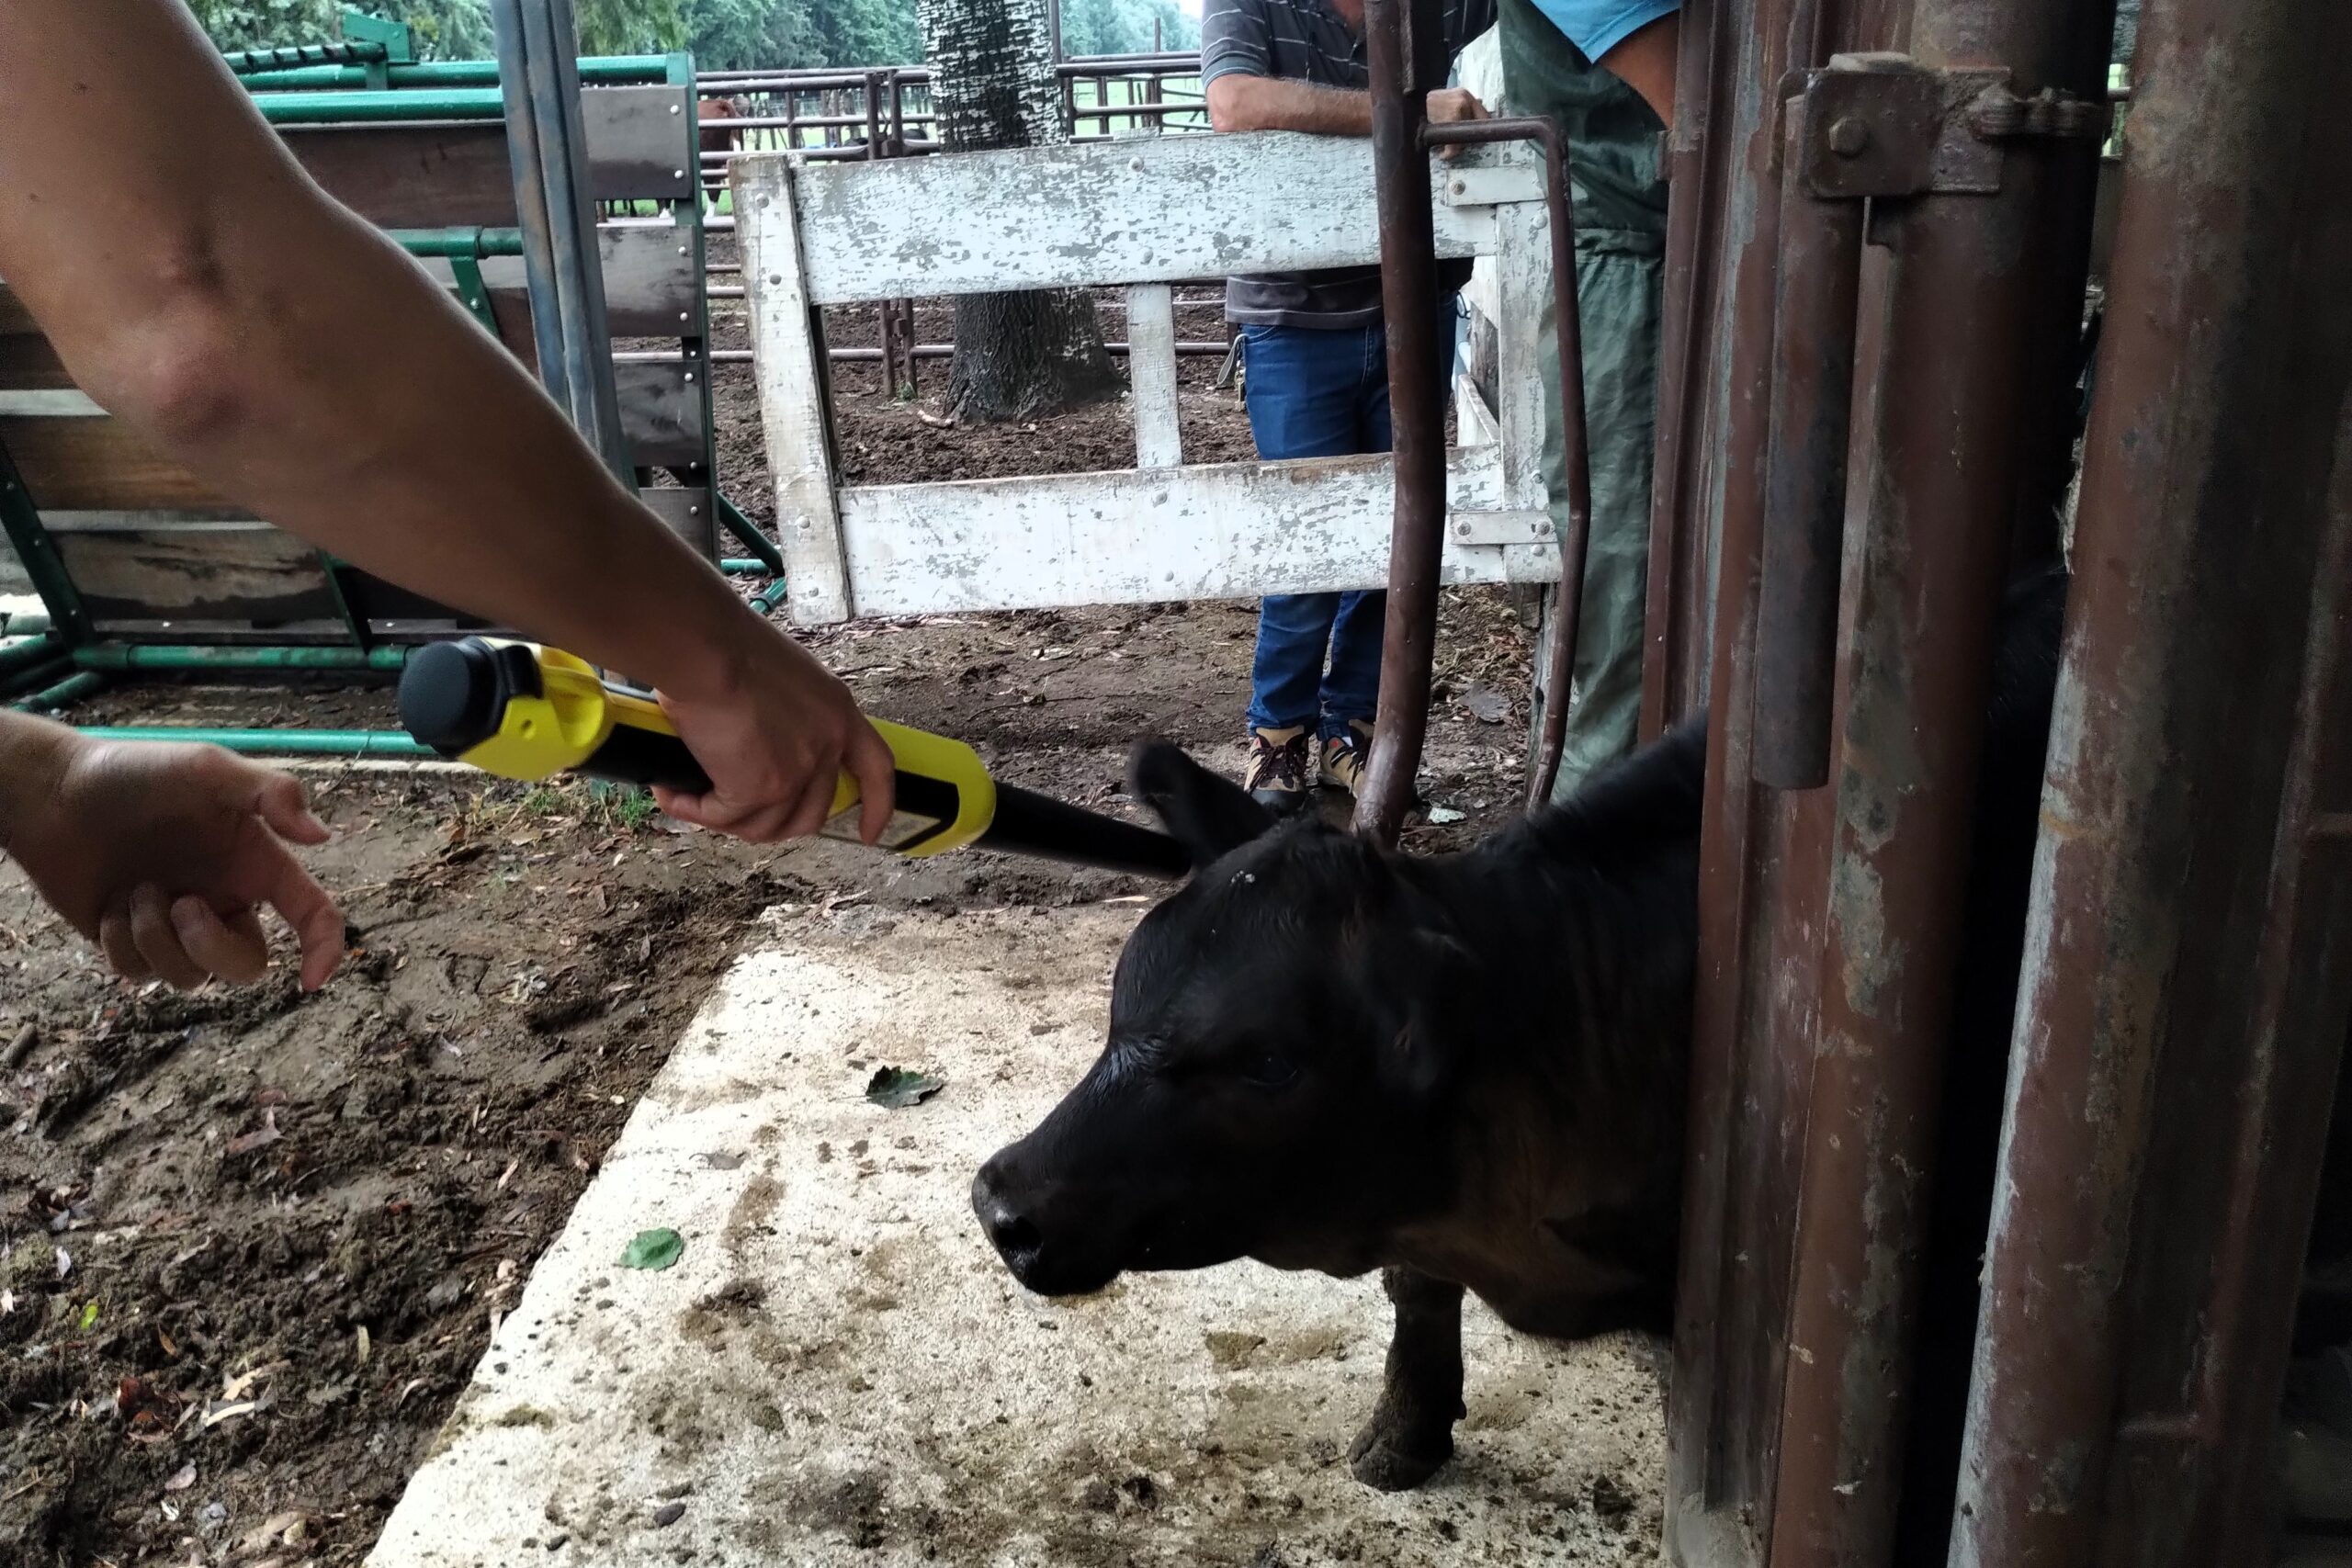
left=1240, top=306, right=1460, bottom=738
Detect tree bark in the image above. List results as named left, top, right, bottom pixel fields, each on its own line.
left=917, top=0, right=1120, bottom=422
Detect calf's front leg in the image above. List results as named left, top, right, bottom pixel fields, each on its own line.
left=1347, top=1265, right=1465, bottom=1491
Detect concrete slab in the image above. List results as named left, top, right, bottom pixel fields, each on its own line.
left=369, top=903, right=1664, bottom=1568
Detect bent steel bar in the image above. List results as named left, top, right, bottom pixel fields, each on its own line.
left=1351, top=0, right=1449, bottom=846
left=1421, top=116, right=1592, bottom=810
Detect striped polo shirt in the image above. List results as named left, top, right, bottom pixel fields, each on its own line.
left=1203, top=0, right=1497, bottom=327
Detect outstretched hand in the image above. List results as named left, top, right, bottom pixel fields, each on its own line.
left=3, top=723, right=345, bottom=991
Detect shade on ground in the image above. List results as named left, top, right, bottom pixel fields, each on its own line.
left=368, top=902, right=1665, bottom=1568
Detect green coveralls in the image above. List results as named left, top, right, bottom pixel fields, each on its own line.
left=1496, top=0, right=1668, bottom=798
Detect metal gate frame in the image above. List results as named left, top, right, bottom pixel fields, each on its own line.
left=1645, top=0, right=2352, bottom=1564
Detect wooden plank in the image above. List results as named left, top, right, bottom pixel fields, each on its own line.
left=1125, top=284, right=1182, bottom=468
left=781, top=133, right=1516, bottom=304
left=1454, top=370, right=1499, bottom=448
left=0, top=416, right=221, bottom=510
left=414, top=222, right=697, bottom=337
left=616, top=360, right=706, bottom=469
left=738, top=157, right=852, bottom=623
left=1491, top=200, right=1551, bottom=514
left=639, top=486, right=718, bottom=558
left=58, top=524, right=336, bottom=626
left=824, top=447, right=1554, bottom=621
left=282, top=85, right=694, bottom=229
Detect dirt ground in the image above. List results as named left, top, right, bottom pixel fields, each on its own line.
left=0, top=273, right=1583, bottom=1566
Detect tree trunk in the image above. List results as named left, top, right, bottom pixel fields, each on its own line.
left=917, top=0, right=1120, bottom=423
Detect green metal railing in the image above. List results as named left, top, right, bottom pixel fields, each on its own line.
left=75, top=728, right=437, bottom=758
left=236, top=56, right=672, bottom=93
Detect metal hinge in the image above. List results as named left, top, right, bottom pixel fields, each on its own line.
left=1793, top=51, right=2111, bottom=200
left=1449, top=509, right=1551, bottom=547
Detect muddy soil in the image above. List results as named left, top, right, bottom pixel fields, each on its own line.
left=0, top=262, right=1572, bottom=1566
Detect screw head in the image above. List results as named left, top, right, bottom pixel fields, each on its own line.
left=1826, top=116, right=1871, bottom=157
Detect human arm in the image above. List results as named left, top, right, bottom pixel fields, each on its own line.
left=0, top=0, right=894, bottom=844
left=0, top=712, right=345, bottom=991
left=1598, top=13, right=1679, bottom=126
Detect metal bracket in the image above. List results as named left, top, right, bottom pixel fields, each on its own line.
left=1442, top=164, right=1545, bottom=208
left=446, top=242, right=503, bottom=337
left=0, top=433, right=91, bottom=646
left=315, top=552, right=375, bottom=651
left=1449, top=509, right=1551, bottom=547
left=1794, top=52, right=2110, bottom=201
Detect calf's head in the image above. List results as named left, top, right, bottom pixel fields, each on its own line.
left=973, top=743, right=1475, bottom=1296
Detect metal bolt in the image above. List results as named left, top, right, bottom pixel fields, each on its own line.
left=1826, top=117, right=1871, bottom=157
left=769, top=273, right=784, bottom=286
left=670, top=104, right=682, bottom=115
left=680, top=310, right=691, bottom=321
left=1129, top=157, right=1145, bottom=172
left=673, top=169, right=686, bottom=180
left=1450, top=178, right=1466, bottom=196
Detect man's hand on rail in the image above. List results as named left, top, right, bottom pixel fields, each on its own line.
left=0, top=0, right=898, bottom=847
left=1425, top=87, right=1490, bottom=158
left=0, top=714, right=345, bottom=991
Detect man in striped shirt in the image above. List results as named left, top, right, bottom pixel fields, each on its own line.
left=1203, top=0, right=1496, bottom=810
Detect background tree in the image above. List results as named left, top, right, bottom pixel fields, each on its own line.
left=915, top=0, right=1120, bottom=421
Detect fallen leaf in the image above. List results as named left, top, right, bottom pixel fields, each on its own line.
left=355, top=1325, right=371, bottom=1366
left=200, top=1397, right=262, bottom=1429
left=618, top=1228, right=684, bottom=1271
left=1460, top=685, right=1511, bottom=724
left=77, top=1299, right=99, bottom=1333
left=226, top=1109, right=283, bottom=1157
left=53, top=1247, right=71, bottom=1280
left=156, top=1325, right=178, bottom=1358
left=865, top=1067, right=944, bottom=1110
left=163, top=1462, right=196, bottom=1494
left=1426, top=806, right=1467, bottom=826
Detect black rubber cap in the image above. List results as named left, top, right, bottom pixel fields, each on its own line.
left=400, top=638, right=530, bottom=757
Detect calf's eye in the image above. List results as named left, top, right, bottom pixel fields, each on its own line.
left=1241, top=1052, right=1300, bottom=1089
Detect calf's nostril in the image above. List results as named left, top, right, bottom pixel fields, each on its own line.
left=991, top=1210, right=1043, bottom=1259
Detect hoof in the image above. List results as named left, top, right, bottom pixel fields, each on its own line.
left=1347, top=1416, right=1453, bottom=1492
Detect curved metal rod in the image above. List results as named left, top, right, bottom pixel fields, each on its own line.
left=1422, top=115, right=1593, bottom=810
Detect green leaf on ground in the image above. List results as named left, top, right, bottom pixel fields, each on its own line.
left=865, top=1067, right=944, bottom=1109
left=77, top=1299, right=99, bottom=1332
left=619, top=1228, right=684, bottom=1271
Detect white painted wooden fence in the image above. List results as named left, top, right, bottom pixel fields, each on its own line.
left=733, top=130, right=1555, bottom=626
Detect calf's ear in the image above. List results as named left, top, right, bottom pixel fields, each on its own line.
left=1128, top=740, right=1277, bottom=870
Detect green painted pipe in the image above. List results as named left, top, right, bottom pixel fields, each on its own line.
left=73, top=645, right=411, bottom=672
left=722, top=558, right=767, bottom=574
left=74, top=728, right=438, bottom=758
left=393, top=228, right=527, bottom=259
left=0, top=611, right=51, bottom=638
left=0, top=636, right=61, bottom=679
left=256, top=87, right=509, bottom=124
left=238, top=57, right=670, bottom=91
left=12, top=671, right=107, bottom=714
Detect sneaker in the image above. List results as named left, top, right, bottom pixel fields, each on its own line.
left=1244, top=726, right=1313, bottom=810
left=1320, top=719, right=1375, bottom=797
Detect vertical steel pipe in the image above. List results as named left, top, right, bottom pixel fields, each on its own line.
left=1766, top=0, right=2116, bottom=1562
left=1947, top=0, right=2352, bottom=1561
left=1351, top=0, right=1448, bottom=845
left=490, top=0, right=632, bottom=482
left=1751, top=105, right=1864, bottom=791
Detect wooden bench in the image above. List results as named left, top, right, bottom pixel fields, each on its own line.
left=0, top=58, right=726, bottom=651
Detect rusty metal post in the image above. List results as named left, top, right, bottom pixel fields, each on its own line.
left=1766, top=0, right=2116, bottom=1563
left=1751, top=103, right=1865, bottom=790
left=1948, top=0, right=2352, bottom=1561
left=1351, top=0, right=1448, bottom=845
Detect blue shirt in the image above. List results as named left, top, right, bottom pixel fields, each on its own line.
left=1526, top=0, right=1677, bottom=60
